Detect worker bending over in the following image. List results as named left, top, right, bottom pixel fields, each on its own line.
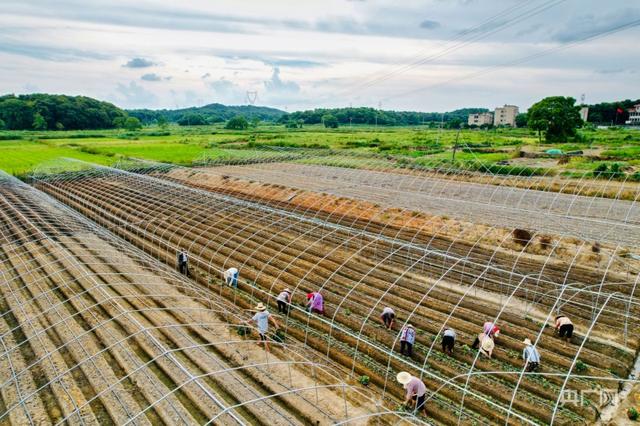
left=399, top=324, right=416, bottom=357
left=472, top=332, right=495, bottom=358
left=224, top=267, right=239, bottom=288
left=380, top=307, right=395, bottom=329
left=177, top=250, right=189, bottom=277
left=276, top=288, right=292, bottom=314
left=248, top=303, right=279, bottom=353
left=306, top=291, right=324, bottom=315
left=555, top=315, right=574, bottom=344
left=442, top=327, right=456, bottom=355
left=522, top=338, right=541, bottom=372
left=396, top=372, right=428, bottom=417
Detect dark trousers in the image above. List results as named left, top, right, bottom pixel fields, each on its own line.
left=400, top=341, right=413, bottom=356
left=412, top=394, right=427, bottom=412
left=442, top=335, right=455, bottom=353
left=559, top=324, right=574, bottom=339
left=277, top=300, right=288, bottom=314
left=526, top=362, right=539, bottom=372
left=178, top=262, right=189, bottom=277
left=382, top=313, right=394, bottom=328
left=471, top=337, right=480, bottom=349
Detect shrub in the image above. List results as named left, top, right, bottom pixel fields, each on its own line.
left=358, top=375, right=370, bottom=386
left=225, top=116, right=249, bottom=130
left=575, top=360, right=588, bottom=373
left=628, top=407, right=639, bottom=421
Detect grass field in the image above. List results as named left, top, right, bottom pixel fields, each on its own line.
left=2, top=124, right=640, bottom=179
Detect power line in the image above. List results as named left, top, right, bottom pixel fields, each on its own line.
left=335, top=0, right=567, bottom=99
left=381, top=17, right=640, bottom=103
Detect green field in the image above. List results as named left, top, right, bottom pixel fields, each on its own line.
left=2, top=124, right=640, bottom=180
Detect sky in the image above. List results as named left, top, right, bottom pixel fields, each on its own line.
left=1, top=0, right=639, bottom=112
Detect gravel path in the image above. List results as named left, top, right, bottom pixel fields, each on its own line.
left=203, top=163, right=640, bottom=247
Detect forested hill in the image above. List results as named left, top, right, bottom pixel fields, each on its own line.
left=280, top=107, right=489, bottom=126
left=0, top=94, right=126, bottom=130
left=128, top=103, right=286, bottom=125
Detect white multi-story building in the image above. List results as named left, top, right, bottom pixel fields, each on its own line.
left=579, top=106, right=589, bottom=122
left=468, top=112, right=494, bottom=126
left=625, top=104, right=640, bottom=125
left=493, top=105, right=519, bottom=127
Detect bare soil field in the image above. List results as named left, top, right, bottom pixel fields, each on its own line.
left=0, top=177, right=382, bottom=426
left=33, top=164, right=640, bottom=426
left=190, top=163, right=640, bottom=247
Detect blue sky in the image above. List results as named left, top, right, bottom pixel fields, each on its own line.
left=0, top=0, right=638, bottom=111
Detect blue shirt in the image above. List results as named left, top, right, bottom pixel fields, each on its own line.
left=523, top=345, right=541, bottom=363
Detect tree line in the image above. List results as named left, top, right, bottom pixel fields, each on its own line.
left=0, top=94, right=127, bottom=130
left=128, top=103, right=285, bottom=126
left=279, top=107, right=489, bottom=127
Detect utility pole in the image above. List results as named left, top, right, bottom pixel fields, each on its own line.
left=452, top=126, right=461, bottom=163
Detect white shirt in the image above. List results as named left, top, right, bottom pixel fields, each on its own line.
left=382, top=307, right=395, bottom=316
left=443, top=329, right=456, bottom=339
left=224, top=267, right=238, bottom=279
left=277, top=291, right=290, bottom=302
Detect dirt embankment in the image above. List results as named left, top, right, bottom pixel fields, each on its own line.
left=165, top=167, right=640, bottom=278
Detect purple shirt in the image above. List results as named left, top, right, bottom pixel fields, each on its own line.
left=405, top=377, right=427, bottom=399
left=310, top=292, right=324, bottom=311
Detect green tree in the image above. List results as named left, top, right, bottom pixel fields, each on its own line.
left=322, top=114, right=339, bottom=128
left=527, top=96, right=582, bottom=142
left=177, top=113, right=207, bottom=126
left=113, top=117, right=126, bottom=128
left=124, top=116, right=142, bottom=131
left=0, top=118, right=5, bottom=130
left=250, top=117, right=260, bottom=128
left=515, top=113, right=528, bottom=128
left=157, top=115, right=169, bottom=130
left=32, top=112, right=47, bottom=130
left=225, top=115, right=249, bottom=130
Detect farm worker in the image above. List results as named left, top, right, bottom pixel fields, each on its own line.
left=396, top=372, right=428, bottom=417
left=399, top=324, right=416, bottom=357
left=306, top=292, right=324, bottom=315
left=224, top=267, right=239, bottom=288
left=472, top=332, right=494, bottom=358
left=177, top=250, right=189, bottom=277
left=442, top=327, right=456, bottom=355
left=555, top=315, right=574, bottom=343
left=276, top=288, right=292, bottom=314
left=380, top=307, right=395, bottom=329
left=522, top=338, right=541, bottom=372
left=248, top=303, right=279, bottom=353
left=482, top=321, right=500, bottom=338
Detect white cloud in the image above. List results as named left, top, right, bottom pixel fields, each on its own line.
left=0, top=0, right=638, bottom=111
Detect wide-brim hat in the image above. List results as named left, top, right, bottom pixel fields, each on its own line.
left=284, top=288, right=291, bottom=293
left=396, top=371, right=412, bottom=385
left=255, top=303, right=266, bottom=311
left=407, top=324, right=414, bottom=328
left=523, top=338, right=532, bottom=345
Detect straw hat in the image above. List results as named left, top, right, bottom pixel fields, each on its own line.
left=407, top=324, right=414, bottom=328
left=255, top=303, right=266, bottom=311
left=523, top=338, right=532, bottom=345
left=284, top=288, right=291, bottom=293
left=396, top=371, right=412, bottom=385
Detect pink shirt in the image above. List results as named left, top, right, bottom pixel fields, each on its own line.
left=555, top=316, right=572, bottom=328
left=405, top=377, right=427, bottom=399
left=310, top=292, right=324, bottom=311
